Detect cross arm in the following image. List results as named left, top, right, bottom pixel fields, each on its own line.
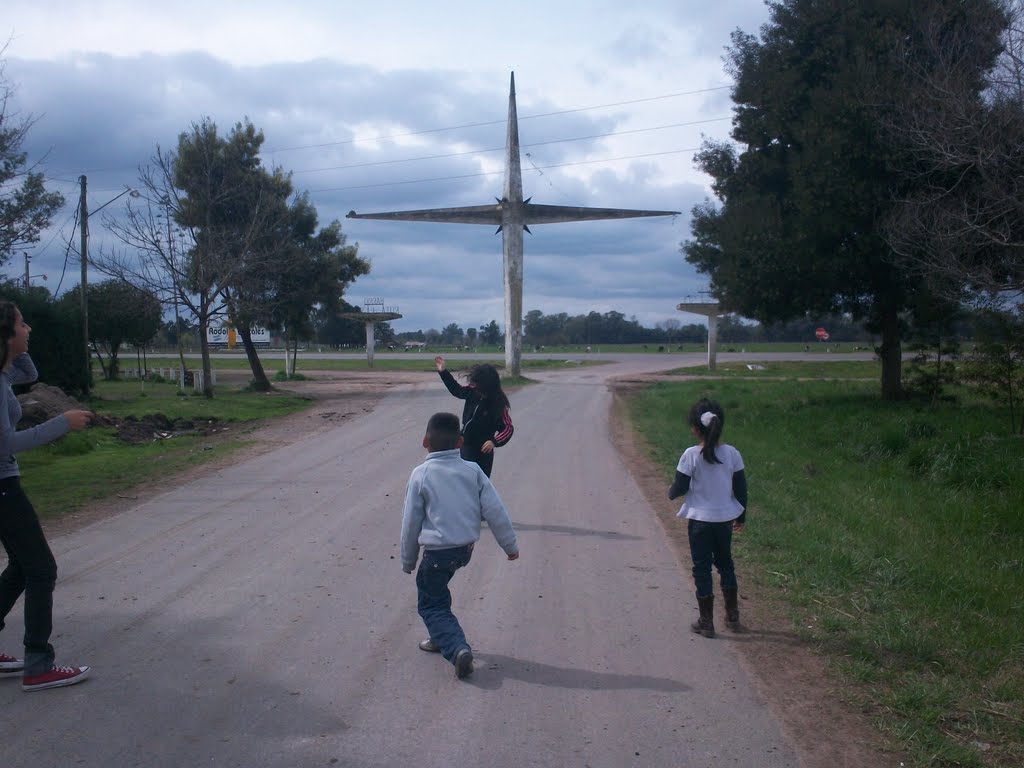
left=346, top=204, right=503, bottom=226
left=521, top=203, right=680, bottom=225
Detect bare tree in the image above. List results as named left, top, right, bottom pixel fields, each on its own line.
left=93, top=147, right=225, bottom=394
left=883, top=1, right=1024, bottom=304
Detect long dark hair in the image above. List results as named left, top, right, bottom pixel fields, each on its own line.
left=0, top=301, right=19, bottom=371
left=467, top=363, right=509, bottom=409
left=688, top=398, right=725, bottom=465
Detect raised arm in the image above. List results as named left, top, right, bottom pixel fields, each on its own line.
left=437, top=367, right=471, bottom=399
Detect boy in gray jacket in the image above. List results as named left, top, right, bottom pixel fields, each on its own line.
left=400, top=412, right=519, bottom=679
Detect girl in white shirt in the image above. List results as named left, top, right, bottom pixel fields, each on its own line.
left=668, top=398, right=748, bottom=637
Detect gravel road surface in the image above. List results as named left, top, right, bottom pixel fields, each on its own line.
left=2, top=354, right=809, bottom=767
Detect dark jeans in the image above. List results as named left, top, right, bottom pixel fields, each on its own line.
left=460, top=445, right=494, bottom=477
left=416, top=544, right=474, bottom=662
left=687, top=518, right=737, bottom=598
left=0, top=477, right=57, bottom=674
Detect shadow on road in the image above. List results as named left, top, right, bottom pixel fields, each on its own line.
left=512, top=522, right=645, bottom=541
left=466, top=652, right=689, bottom=692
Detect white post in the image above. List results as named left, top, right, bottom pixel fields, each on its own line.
left=365, top=322, right=375, bottom=368
left=707, top=314, right=719, bottom=371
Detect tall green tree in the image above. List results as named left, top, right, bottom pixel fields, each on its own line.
left=60, top=280, right=161, bottom=380
left=266, top=195, right=369, bottom=373
left=172, top=118, right=287, bottom=394
left=313, top=300, right=366, bottom=348
left=682, top=0, right=1009, bottom=399
left=0, top=55, right=64, bottom=267
left=479, top=320, right=502, bottom=346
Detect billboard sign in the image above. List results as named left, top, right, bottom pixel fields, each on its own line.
left=207, top=325, right=271, bottom=348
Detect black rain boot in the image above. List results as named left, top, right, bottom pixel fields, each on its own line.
left=691, top=595, right=715, bottom=638
left=723, top=587, right=742, bottom=631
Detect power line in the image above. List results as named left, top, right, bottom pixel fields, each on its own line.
left=268, top=85, right=732, bottom=154
left=41, top=85, right=731, bottom=179
left=308, top=147, right=701, bottom=194
left=52, top=204, right=81, bottom=296
left=290, top=116, right=729, bottom=176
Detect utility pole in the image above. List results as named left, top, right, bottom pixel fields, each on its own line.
left=79, top=174, right=90, bottom=368
left=23, top=253, right=30, bottom=289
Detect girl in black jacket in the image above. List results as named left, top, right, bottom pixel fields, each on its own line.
left=433, top=355, right=513, bottom=477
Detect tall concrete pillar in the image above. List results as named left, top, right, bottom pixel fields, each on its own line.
left=707, top=313, right=719, bottom=371
left=365, top=322, right=376, bottom=369
left=677, top=302, right=722, bottom=371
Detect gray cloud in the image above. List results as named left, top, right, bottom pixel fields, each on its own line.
left=7, top=41, right=729, bottom=332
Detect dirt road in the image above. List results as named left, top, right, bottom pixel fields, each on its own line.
left=1, top=354, right=884, bottom=767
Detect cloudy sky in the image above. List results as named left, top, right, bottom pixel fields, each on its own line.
left=4, top=0, right=771, bottom=333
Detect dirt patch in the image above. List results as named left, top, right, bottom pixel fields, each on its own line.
left=608, top=382, right=908, bottom=768
left=103, top=414, right=230, bottom=444
left=43, top=372, right=421, bottom=536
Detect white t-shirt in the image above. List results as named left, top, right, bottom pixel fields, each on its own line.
left=675, top=443, right=745, bottom=522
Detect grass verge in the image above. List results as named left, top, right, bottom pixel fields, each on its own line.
left=625, top=376, right=1023, bottom=768
left=134, top=355, right=607, bottom=374
left=19, top=379, right=313, bottom=519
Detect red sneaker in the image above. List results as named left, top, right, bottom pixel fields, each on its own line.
left=22, top=664, right=91, bottom=691
left=0, top=652, right=24, bottom=673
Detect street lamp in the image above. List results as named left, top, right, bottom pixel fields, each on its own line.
left=78, top=175, right=140, bottom=369
left=22, top=252, right=48, bottom=288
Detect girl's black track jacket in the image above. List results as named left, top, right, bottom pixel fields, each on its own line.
left=438, top=369, right=514, bottom=450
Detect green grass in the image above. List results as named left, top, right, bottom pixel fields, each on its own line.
left=82, top=378, right=312, bottom=420
left=18, top=379, right=314, bottom=518
left=19, top=429, right=258, bottom=516
left=667, top=360, right=881, bottom=379
left=626, top=377, right=1024, bottom=767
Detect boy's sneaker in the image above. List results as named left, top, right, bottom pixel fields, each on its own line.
left=454, top=648, right=473, bottom=679
left=418, top=638, right=441, bottom=653
left=0, top=652, right=24, bottom=674
left=22, top=665, right=90, bottom=692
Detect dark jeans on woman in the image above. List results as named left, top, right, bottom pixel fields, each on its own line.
left=459, top=445, right=494, bottom=477
left=0, top=477, right=57, bottom=675
left=416, top=544, right=474, bottom=662
left=687, top=518, right=737, bottom=598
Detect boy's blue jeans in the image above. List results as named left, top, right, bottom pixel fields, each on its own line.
left=687, top=518, right=737, bottom=598
left=416, top=544, right=474, bottom=662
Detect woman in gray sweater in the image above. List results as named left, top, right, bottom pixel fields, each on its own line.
left=0, top=301, right=94, bottom=691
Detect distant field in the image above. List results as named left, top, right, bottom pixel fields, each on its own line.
left=130, top=356, right=606, bottom=374
left=129, top=340, right=872, bottom=364
left=667, top=360, right=881, bottom=379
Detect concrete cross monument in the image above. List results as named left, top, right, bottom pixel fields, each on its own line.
left=347, top=73, right=680, bottom=377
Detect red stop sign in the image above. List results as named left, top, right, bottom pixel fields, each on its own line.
left=815, top=327, right=829, bottom=340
